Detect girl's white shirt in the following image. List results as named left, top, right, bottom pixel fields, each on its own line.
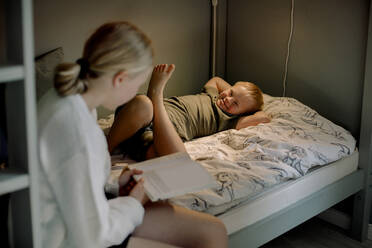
left=38, top=89, right=144, bottom=248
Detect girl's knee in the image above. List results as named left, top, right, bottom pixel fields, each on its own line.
left=210, top=218, right=227, bottom=235
left=200, top=217, right=228, bottom=247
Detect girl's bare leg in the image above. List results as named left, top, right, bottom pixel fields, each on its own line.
left=107, top=95, right=153, bottom=153
left=133, top=202, right=228, bottom=248
left=147, top=64, right=186, bottom=156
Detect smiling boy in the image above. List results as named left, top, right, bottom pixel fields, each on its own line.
left=107, top=65, right=270, bottom=161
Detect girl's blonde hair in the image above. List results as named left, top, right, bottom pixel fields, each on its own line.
left=54, top=21, right=153, bottom=96
left=235, top=81, right=264, bottom=111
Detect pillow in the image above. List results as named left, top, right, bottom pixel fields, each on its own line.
left=98, top=114, right=115, bottom=136
left=35, top=47, right=64, bottom=100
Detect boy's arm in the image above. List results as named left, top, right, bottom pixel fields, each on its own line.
left=204, top=77, right=232, bottom=93
left=235, top=111, right=271, bottom=130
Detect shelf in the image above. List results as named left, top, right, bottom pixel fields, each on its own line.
left=0, top=168, right=29, bottom=195
left=0, top=65, right=24, bottom=83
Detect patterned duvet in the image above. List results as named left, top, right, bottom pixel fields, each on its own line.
left=168, top=95, right=356, bottom=215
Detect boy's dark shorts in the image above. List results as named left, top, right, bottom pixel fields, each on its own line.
left=116, top=124, right=153, bottom=161
left=114, top=103, right=154, bottom=161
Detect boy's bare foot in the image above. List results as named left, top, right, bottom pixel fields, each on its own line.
left=147, top=64, right=175, bottom=99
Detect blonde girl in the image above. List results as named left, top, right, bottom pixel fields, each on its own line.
left=38, top=22, right=227, bottom=248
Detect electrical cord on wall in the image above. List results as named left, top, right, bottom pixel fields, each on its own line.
left=282, top=0, right=295, bottom=97
left=211, top=0, right=218, bottom=77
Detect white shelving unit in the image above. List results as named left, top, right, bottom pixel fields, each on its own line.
left=0, top=66, right=25, bottom=83
left=1, top=0, right=40, bottom=247
left=0, top=170, right=29, bottom=196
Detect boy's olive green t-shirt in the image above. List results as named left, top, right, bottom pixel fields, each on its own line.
left=164, top=85, right=239, bottom=141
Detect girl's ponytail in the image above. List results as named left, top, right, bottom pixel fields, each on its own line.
left=54, top=62, right=88, bottom=96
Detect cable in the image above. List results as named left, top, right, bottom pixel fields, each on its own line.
left=211, top=0, right=218, bottom=77
left=282, top=0, right=295, bottom=97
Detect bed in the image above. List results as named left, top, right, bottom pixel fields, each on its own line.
left=27, top=0, right=371, bottom=244
left=101, top=94, right=363, bottom=247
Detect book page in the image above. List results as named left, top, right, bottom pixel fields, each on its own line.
left=128, top=152, right=217, bottom=201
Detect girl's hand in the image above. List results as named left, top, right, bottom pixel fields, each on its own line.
left=118, top=168, right=142, bottom=187
left=118, top=168, right=142, bottom=197
left=129, top=178, right=149, bottom=206
left=118, top=168, right=149, bottom=205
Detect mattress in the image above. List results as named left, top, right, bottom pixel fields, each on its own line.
left=219, top=150, right=359, bottom=235
left=168, top=95, right=356, bottom=215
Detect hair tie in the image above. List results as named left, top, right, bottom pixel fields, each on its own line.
left=76, top=58, right=90, bottom=79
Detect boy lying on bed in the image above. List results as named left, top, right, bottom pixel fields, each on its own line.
left=107, top=64, right=271, bottom=161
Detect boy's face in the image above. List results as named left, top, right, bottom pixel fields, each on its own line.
left=216, top=85, right=256, bottom=115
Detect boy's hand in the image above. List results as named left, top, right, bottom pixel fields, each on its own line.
left=253, top=111, right=271, bottom=122
left=235, top=111, right=271, bottom=130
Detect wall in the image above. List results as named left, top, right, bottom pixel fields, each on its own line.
left=33, top=0, right=211, bottom=117
left=226, top=0, right=369, bottom=138
left=0, top=0, right=5, bottom=65
left=215, top=0, right=228, bottom=78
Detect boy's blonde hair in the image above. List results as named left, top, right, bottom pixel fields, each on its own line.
left=235, top=81, right=264, bottom=112
left=54, top=21, right=153, bottom=96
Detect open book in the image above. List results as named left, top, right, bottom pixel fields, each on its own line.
left=128, top=152, right=217, bottom=202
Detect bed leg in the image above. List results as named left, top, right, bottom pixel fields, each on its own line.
left=351, top=189, right=371, bottom=242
